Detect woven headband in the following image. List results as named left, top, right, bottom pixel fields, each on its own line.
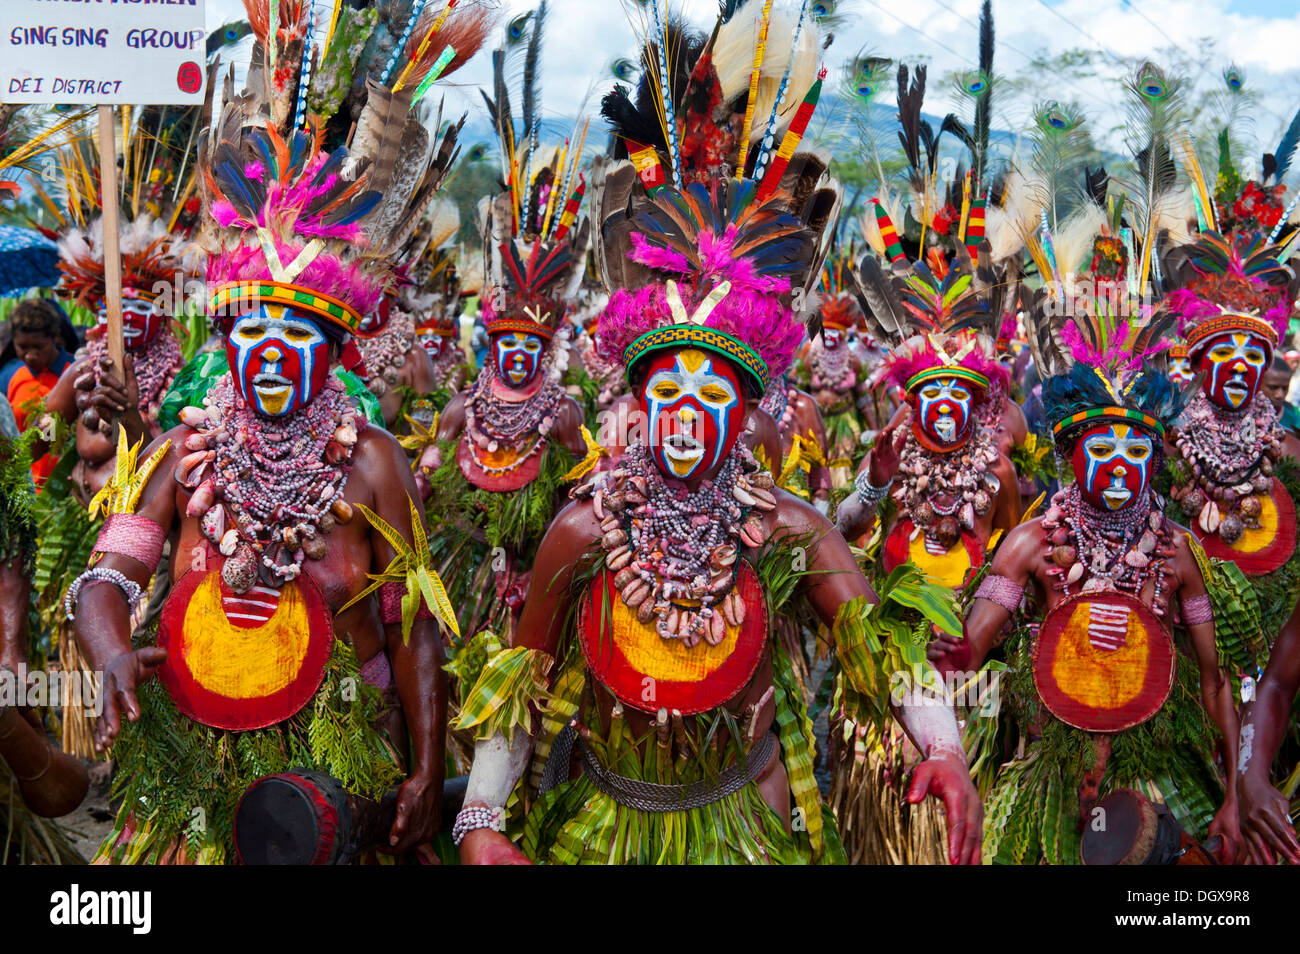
left=1185, top=312, right=1279, bottom=354
left=208, top=281, right=365, bottom=337
left=905, top=365, right=991, bottom=394
left=1051, top=405, right=1165, bottom=439
left=624, top=324, right=770, bottom=392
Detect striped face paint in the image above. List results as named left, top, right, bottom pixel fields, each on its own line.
left=914, top=377, right=973, bottom=446
left=97, top=296, right=164, bottom=351
left=640, top=348, right=744, bottom=480
left=1073, top=423, right=1153, bottom=511
left=1199, top=331, right=1268, bottom=410
left=226, top=305, right=331, bottom=418
left=1167, top=354, right=1194, bottom=386
left=494, top=331, right=544, bottom=387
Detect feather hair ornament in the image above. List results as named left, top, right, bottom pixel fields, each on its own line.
left=1121, top=61, right=1186, bottom=298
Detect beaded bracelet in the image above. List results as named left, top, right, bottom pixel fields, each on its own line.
left=64, top=567, right=144, bottom=621
left=1181, top=593, right=1214, bottom=626
left=854, top=468, right=893, bottom=508
left=452, top=805, right=505, bottom=846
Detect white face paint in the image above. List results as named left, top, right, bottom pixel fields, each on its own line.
left=1205, top=332, right=1268, bottom=409
left=1081, top=426, right=1153, bottom=511
left=228, top=310, right=329, bottom=417
left=494, top=331, right=544, bottom=386
left=916, top=378, right=973, bottom=445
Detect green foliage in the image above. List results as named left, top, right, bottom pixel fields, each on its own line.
left=105, top=637, right=400, bottom=864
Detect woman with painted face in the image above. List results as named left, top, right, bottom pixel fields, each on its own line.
left=61, top=0, right=492, bottom=862
left=830, top=254, right=1021, bottom=863
left=49, top=217, right=185, bottom=506
left=450, top=41, right=982, bottom=862
left=926, top=278, right=1246, bottom=863
left=1158, top=238, right=1300, bottom=862
left=420, top=23, right=589, bottom=655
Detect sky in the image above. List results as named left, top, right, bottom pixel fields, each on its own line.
left=206, top=0, right=1300, bottom=166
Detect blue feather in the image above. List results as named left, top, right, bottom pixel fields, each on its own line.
left=1273, top=105, right=1300, bottom=182
left=330, top=190, right=382, bottom=226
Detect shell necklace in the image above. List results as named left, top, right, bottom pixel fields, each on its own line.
left=574, top=441, right=776, bottom=648
left=175, top=374, right=360, bottom=593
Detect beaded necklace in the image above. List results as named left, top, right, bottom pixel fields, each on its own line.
left=463, top=347, right=566, bottom=472
left=428, top=338, right=464, bottom=390
left=358, top=312, right=417, bottom=398
left=176, top=374, right=360, bottom=593
left=574, top=441, right=776, bottom=648
left=1041, top=484, right=1176, bottom=614
left=84, top=329, right=183, bottom=426
left=809, top=339, right=851, bottom=390
left=896, top=413, right=1000, bottom=550
left=1172, top=390, right=1282, bottom=543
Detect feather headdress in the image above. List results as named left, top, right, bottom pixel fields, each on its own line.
left=476, top=2, right=592, bottom=341
left=592, top=1, right=840, bottom=393
left=200, top=0, right=488, bottom=336
left=1162, top=230, right=1293, bottom=359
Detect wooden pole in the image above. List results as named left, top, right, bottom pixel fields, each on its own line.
left=96, top=105, right=125, bottom=374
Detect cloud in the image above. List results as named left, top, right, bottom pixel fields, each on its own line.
left=205, top=0, right=1300, bottom=163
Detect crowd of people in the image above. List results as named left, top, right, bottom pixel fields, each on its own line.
left=2, top=0, right=1300, bottom=867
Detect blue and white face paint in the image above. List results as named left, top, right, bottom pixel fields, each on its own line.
left=1074, top=423, right=1154, bottom=511
left=640, top=348, right=745, bottom=480
left=493, top=331, right=545, bottom=387
left=1200, top=331, right=1269, bottom=410
left=225, top=305, right=332, bottom=418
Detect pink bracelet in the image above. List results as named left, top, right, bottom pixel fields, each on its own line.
left=379, top=581, right=435, bottom=625
left=1181, top=594, right=1213, bottom=626
left=975, top=573, right=1025, bottom=614
left=92, top=513, right=166, bottom=569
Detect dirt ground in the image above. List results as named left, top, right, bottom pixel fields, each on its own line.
left=55, top=759, right=116, bottom=861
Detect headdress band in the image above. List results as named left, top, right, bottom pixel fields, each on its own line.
left=624, top=325, right=770, bottom=392
left=208, top=281, right=364, bottom=337
left=905, top=365, right=991, bottom=394
left=1185, top=312, right=1279, bottom=353
left=1051, top=405, right=1165, bottom=438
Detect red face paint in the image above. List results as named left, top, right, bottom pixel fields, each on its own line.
left=639, top=348, right=746, bottom=480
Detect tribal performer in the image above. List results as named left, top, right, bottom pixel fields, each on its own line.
left=449, top=0, right=981, bottom=867
left=27, top=116, right=204, bottom=758
left=407, top=203, right=471, bottom=400
left=63, top=0, right=487, bottom=863
left=928, top=225, right=1247, bottom=863
left=793, top=252, right=872, bottom=490
left=425, top=10, right=589, bottom=639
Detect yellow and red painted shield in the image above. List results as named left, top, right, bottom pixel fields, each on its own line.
left=1034, top=591, right=1174, bottom=733
left=157, top=567, right=334, bottom=731
left=579, top=560, right=768, bottom=715
left=883, top=518, right=985, bottom=590
left=1192, top=478, right=1296, bottom=575
left=457, top=433, right=545, bottom=492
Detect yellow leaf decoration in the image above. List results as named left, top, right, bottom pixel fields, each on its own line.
left=397, top=410, right=440, bottom=461
left=561, top=425, right=609, bottom=482
left=339, top=493, right=460, bottom=642
left=87, top=427, right=171, bottom=520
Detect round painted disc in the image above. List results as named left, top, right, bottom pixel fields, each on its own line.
left=1034, top=590, right=1174, bottom=733
left=1193, top=478, right=1297, bottom=576
left=883, top=517, right=985, bottom=590
left=157, top=568, right=333, bottom=731
left=457, top=433, right=545, bottom=492
left=579, top=560, right=768, bottom=715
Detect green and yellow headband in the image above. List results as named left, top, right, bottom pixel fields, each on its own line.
left=625, top=325, right=770, bottom=392
left=208, top=281, right=365, bottom=337
left=1051, top=405, right=1164, bottom=438
left=905, top=365, right=990, bottom=394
